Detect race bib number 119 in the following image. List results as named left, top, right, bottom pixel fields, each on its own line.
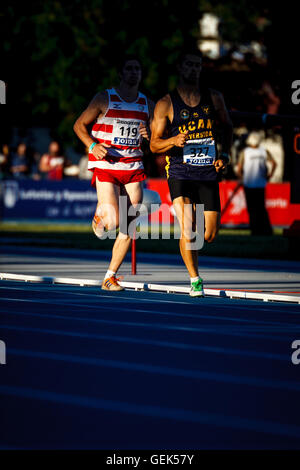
left=113, top=120, right=141, bottom=146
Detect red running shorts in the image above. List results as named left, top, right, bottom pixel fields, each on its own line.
left=91, top=168, right=147, bottom=187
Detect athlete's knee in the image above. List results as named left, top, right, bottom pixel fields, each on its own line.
left=102, top=214, right=119, bottom=231
left=204, top=229, right=218, bottom=243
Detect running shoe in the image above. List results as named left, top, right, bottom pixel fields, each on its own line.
left=92, top=213, right=105, bottom=239
left=190, top=278, right=204, bottom=297
left=102, top=275, right=124, bottom=291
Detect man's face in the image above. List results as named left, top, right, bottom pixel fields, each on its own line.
left=179, top=54, right=202, bottom=84
left=121, top=60, right=142, bottom=87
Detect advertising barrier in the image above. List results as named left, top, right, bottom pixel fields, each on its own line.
left=0, top=179, right=97, bottom=221
left=0, top=178, right=299, bottom=227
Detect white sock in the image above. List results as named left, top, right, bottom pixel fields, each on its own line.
left=190, top=276, right=200, bottom=284
left=104, top=269, right=116, bottom=280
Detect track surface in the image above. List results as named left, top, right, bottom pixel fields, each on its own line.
left=1, top=267, right=300, bottom=449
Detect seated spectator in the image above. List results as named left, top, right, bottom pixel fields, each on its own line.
left=9, top=142, right=29, bottom=179
left=39, top=140, right=71, bottom=180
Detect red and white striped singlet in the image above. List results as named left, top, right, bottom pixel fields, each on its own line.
left=88, top=88, right=149, bottom=172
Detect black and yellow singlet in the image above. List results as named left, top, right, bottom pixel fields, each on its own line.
left=165, top=88, right=219, bottom=181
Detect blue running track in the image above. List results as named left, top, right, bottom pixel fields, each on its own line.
left=1, top=280, right=300, bottom=449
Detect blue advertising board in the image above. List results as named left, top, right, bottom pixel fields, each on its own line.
left=0, top=180, right=98, bottom=221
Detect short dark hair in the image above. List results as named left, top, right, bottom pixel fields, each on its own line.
left=117, top=55, right=142, bottom=74
left=177, top=48, right=203, bottom=66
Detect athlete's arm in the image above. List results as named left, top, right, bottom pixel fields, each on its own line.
left=150, top=95, right=188, bottom=154
left=73, top=91, right=111, bottom=160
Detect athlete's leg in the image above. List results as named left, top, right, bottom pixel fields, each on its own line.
left=203, top=211, right=220, bottom=243
left=95, top=179, right=120, bottom=231
left=173, top=196, right=199, bottom=278
left=107, top=181, right=143, bottom=273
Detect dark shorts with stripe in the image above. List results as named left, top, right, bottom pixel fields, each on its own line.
left=168, top=179, right=221, bottom=212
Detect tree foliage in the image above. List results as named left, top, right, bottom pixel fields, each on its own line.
left=2, top=0, right=271, bottom=147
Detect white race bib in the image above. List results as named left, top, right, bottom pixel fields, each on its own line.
left=112, top=120, right=141, bottom=147
left=183, top=138, right=216, bottom=166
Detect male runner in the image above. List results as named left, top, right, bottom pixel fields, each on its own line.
left=150, top=48, right=233, bottom=297
left=74, top=56, right=154, bottom=291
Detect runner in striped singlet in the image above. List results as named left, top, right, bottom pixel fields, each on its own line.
left=74, top=57, right=154, bottom=291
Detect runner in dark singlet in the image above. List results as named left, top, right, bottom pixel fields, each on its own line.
left=150, top=48, right=233, bottom=296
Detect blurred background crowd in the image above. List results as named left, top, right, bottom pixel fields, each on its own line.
left=0, top=126, right=286, bottom=186
left=1, top=1, right=298, bottom=185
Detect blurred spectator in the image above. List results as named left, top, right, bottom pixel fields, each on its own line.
left=30, top=149, right=42, bottom=180
left=9, top=142, right=29, bottom=179
left=236, top=131, right=277, bottom=235
left=39, top=140, right=71, bottom=180
left=230, top=125, right=248, bottom=171
left=0, top=143, right=10, bottom=179
left=259, top=80, right=280, bottom=114
left=261, top=128, right=284, bottom=182
left=78, top=146, right=92, bottom=180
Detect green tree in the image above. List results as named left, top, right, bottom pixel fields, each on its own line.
left=1, top=0, right=270, bottom=147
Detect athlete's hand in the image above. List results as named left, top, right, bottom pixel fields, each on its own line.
left=139, top=122, right=150, bottom=141
left=92, top=143, right=111, bottom=160
left=214, top=159, right=227, bottom=173
left=173, top=131, right=189, bottom=148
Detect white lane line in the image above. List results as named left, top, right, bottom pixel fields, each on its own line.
left=1, top=272, right=300, bottom=304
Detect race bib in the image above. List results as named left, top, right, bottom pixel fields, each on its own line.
left=183, top=138, right=216, bottom=166
left=112, top=120, right=141, bottom=146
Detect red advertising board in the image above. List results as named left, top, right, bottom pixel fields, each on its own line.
left=146, top=179, right=300, bottom=227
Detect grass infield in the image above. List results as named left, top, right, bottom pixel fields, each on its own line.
left=0, top=222, right=296, bottom=260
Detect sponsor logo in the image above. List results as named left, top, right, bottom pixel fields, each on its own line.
left=202, top=106, right=210, bottom=114
left=113, top=137, right=139, bottom=146
left=180, top=109, right=190, bottom=120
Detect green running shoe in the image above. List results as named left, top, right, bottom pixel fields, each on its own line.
left=190, top=278, right=204, bottom=297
